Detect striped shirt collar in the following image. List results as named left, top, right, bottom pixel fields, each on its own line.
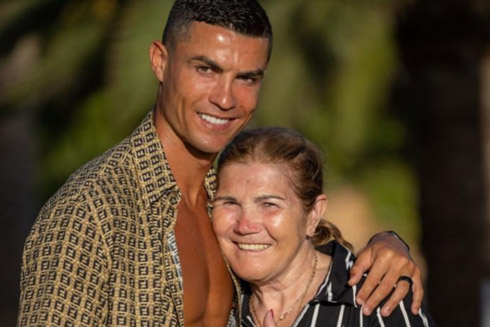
left=312, top=240, right=360, bottom=307
left=241, top=241, right=359, bottom=327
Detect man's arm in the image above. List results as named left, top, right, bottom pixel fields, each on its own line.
left=18, top=202, right=110, bottom=327
left=348, top=231, right=423, bottom=316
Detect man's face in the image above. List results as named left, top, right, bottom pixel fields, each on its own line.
left=152, top=22, right=269, bottom=156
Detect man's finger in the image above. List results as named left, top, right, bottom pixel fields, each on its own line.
left=379, top=279, right=411, bottom=316
left=362, top=268, right=405, bottom=315
left=361, top=273, right=398, bottom=315
left=410, top=270, right=424, bottom=314
left=355, top=263, right=387, bottom=310
left=348, top=249, right=373, bottom=286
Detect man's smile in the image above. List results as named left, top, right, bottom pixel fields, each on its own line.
left=198, top=113, right=232, bottom=125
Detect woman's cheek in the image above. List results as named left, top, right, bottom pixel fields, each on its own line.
left=262, top=210, right=284, bottom=228
left=213, top=208, right=237, bottom=234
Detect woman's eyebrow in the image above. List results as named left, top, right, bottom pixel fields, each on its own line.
left=254, top=194, right=285, bottom=203
left=213, top=195, right=237, bottom=202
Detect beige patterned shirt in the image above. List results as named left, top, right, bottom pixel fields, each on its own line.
left=18, top=112, right=241, bottom=327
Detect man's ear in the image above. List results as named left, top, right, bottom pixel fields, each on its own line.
left=149, top=41, right=169, bottom=82
left=306, top=194, right=327, bottom=237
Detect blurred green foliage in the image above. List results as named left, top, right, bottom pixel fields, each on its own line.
left=0, top=0, right=417, bottom=239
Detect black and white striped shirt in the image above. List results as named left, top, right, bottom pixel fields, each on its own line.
left=241, top=241, right=435, bottom=327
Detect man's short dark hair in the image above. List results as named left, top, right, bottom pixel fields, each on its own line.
left=162, top=0, right=273, bottom=61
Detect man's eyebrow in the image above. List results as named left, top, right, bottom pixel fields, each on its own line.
left=190, top=55, right=265, bottom=78
left=237, top=69, right=265, bottom=80
left=190, top=55, right=223, bottom=72
left=254, top=194, right=285, bottom=202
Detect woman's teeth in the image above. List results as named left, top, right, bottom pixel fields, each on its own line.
left=238, top=243, right=270, bottom=251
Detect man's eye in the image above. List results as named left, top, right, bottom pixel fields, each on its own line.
left=197, top=66, right=213, bottom=73
left=238, top=76, right=257, bottom=84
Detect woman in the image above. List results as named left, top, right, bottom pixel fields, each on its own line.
left=212, top=127, right=434, bottom=327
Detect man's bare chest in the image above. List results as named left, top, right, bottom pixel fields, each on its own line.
left=174, top=202, right=234, bottom=327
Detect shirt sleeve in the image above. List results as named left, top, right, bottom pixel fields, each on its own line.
left=17, top=200, right=111, bottom=327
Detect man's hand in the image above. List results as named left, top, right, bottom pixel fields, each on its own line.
left=348, top=232, right=423, bottom=317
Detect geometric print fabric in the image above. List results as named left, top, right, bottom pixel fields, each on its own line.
left=18, top=112, right=237, bottom=327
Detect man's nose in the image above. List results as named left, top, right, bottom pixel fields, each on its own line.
left=209, top=79, right=237, bottom=111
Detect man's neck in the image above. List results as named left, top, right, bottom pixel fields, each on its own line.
left=154, top=112, right=217, bottom=205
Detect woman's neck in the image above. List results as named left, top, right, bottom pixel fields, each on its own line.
left=249, top=248, right=332, bottom=327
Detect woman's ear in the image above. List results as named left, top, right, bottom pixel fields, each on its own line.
left=306, top=194, right=327, bottom=237
left=149, top=41, right=169, bottom=82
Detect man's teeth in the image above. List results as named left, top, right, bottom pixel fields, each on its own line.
left=238, top=243, right=270, bottom=251
left=199, top=113, right=229, bottom=125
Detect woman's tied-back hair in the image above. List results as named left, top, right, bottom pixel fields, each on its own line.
left=162, top=0, right=273, bottom=61
left=217, top=127, right=353, bottom=250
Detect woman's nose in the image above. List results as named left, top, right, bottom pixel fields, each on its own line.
left=234, top=212, right=261, bottom=235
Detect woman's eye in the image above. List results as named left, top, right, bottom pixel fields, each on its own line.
left=216, top=200, right=238, bottom=207
left=263, top=202, right=278, bottom=208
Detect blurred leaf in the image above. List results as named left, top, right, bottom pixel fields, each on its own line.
left=1, top=0, right=419, bottom=237
left=329, top=10, right=397, bottom=162
left=359, top=159, right=419, bottom=239
left=105, top=0, right=172, bottom=132
left=0, top=0, right=51, bottom=34
left=1, top=18, right=108, bottom=108
left=43, top=91, right=113, bottom=188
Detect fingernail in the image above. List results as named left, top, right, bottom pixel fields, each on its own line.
left=363, top=306, right=371, bottom=316
left=382, top=307, right=390, bottom=316
left=356, top=297, right=364, bottom=305
left=270, top=309, right=274, bottom=319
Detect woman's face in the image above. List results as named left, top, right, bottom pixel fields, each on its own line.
left=212, top=161, right=324, bottom=284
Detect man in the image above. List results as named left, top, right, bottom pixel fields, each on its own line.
left=18, top=1, right=422, bottom=326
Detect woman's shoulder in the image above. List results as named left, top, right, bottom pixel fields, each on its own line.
left=315, top=240, right=435, bottom=326
left=314, top=240, right=358, bottom=303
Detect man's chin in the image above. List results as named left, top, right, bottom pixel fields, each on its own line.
left=183, top=140, right=224, bottom=160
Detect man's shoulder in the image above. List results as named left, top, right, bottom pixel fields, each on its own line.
left=41, top=136, right=137, bottom=215
left=34, top=111, right=173, bottom=227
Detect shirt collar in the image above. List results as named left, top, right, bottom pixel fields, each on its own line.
left=241, top=240, right=360, bottom=327
left=313, top=240, right=360, bottom=307
left=130, top=110, right=217, bottom=208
